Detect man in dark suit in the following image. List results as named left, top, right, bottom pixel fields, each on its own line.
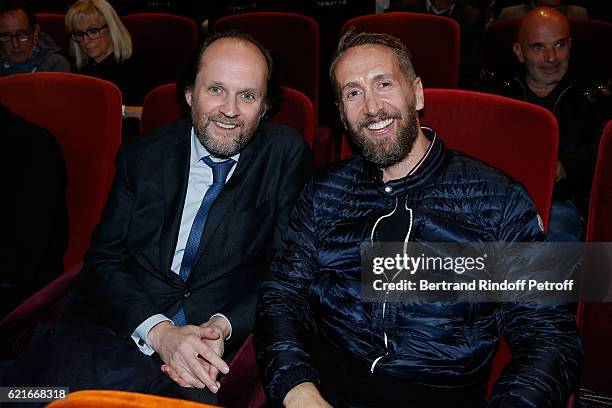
left=0, top=31, right=311, bottom=403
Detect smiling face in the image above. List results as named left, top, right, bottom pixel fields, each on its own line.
left=513, top=8, right=571, bottom=95
left=72, top=15, right=113, bottom=63
left=185, top=37, right=268, bottom=158
left=0, top=8, right=39, bottom=65
left=334, top=44, right=424, bottom=168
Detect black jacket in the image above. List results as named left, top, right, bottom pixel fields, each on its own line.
left=487, top=76, right=610, bottom=214
left=256, top=129, right=581, bottom=407
left=80, top=119, right=311, bottom=352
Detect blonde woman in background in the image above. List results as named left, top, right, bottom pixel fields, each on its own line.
left=66, top=0, right=144, bottom=123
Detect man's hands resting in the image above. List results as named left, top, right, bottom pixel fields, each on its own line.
left=148, top=316, right=230, bottom=392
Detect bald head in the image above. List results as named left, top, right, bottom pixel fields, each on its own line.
left=513, top=7, right=571, bottom=96
left=518, top=7, right=570, bottom=45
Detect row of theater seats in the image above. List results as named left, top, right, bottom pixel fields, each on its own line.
left=1, top=72, right=611, bottom=406
left=34, top=12, right=199, bottom=89
left=34, top=11, right=612, bottom=167
left=34, top=11, right=612, bottom=114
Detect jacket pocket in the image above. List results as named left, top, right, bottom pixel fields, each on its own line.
left=233, top=200, right=270, bottom=224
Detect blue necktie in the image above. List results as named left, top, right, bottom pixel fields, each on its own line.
left=172, top=156, right=236, bottom=326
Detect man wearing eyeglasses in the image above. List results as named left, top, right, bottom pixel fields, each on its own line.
left=0, top=0, right=70, bottom=76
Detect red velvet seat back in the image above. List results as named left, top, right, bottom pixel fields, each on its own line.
left=35, top=13, right=70, bottom=58
left=586, top=120, right=612, bottom=243
left=579, top=120, right=612, bottom=396
left=341, top=12, right=460, bottom=89
left=141, top=83, right=315, bottom=148
left=420, top=89, right=557, bottom=226
left=213, top=12, right=320, bottom=124
left=140, top=82, right=183, bottom=135
left=484, top=18, right=612, bottom=81
left=272, top=86, right=315, bottom=148
left=121, top=13, right=199, bottom=88
left=0, top=73, right=122, bottom=270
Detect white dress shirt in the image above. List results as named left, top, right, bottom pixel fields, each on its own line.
left=131, top=128, right=239, bottom=355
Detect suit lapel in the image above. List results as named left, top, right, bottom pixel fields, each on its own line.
left=159, top=121, right=191, bottom=274
left=189, top=128, right=263, bottom=276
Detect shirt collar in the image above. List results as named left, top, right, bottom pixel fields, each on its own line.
left=426, top=0, right=456, bottom=16
left=190, top=127, right=240, bottom=165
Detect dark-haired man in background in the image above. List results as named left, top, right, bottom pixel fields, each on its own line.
left=0, top=0, right=70, bottom=76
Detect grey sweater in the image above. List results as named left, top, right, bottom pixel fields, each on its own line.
left=1, top=31, right=70, bottom=76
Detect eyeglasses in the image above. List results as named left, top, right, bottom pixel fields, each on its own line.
left=69, top=24, right=108, bottom=42
left=0, top=31, right=33, bottom=43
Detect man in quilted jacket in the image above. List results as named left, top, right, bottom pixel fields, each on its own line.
left=255, top=30, right=581, bottom=407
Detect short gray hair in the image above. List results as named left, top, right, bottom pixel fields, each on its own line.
left=330, top=29, right=416, bottom=102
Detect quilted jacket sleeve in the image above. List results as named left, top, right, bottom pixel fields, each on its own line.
left=254, top=179, right=321, bottom=404
left=488, top=181, right=582, bottom=407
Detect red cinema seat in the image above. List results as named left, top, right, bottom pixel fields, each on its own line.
left=272, top=86, right=315, bottom=148
left=141, top=83, right=315, bottom=148
left=419, top=92, right=565, bottom=400
left=420, top=89, right=557, bottom=226
left=121, top=13, right=199, bottom=89
left=585, top=120, right=612, bottom=243
left=140, top=82, right=184, bottom=135
left=218, top=334, right=265, bottom=408
left=341, top=12, right=460, bottom=89
left=578, top=120, right=612, bottom=403
left=0, top=73, right=122, bottom=357
left=212, top=12, right=320, bottom=126
left=35, top=13, right=70, bottom=58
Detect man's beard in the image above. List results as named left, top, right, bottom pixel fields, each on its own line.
left=347, top=103, right=419, bottom=168
left=192, top=111, right=259, bottom=158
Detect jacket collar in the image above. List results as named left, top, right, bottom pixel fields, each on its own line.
left=361, top=127, right=448, bottom=196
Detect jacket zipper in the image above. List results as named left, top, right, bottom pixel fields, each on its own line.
left=367, top=135, right=431, bottom=373
left=370, top=197, right=413, bottom=373
left=552, top=85, right=572, bottom=115
left=516, top=76, right=572, bottom=116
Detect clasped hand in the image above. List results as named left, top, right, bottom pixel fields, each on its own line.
left=148, top=318, right=230, bottom=392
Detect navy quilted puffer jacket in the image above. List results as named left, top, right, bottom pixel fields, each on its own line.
left=255, top=129, right=581, bottom=407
